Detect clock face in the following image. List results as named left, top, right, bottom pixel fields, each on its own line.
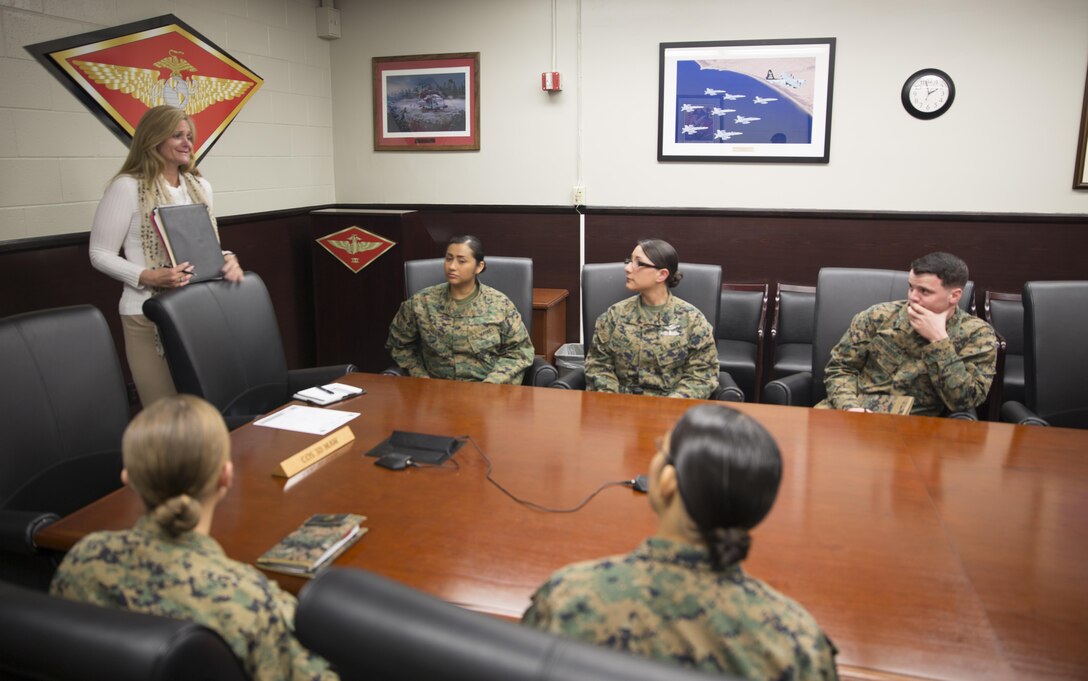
left=903, top=69, right=955, bottom=119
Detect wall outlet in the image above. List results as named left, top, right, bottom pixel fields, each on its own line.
left=572, top=185, right=586, bottom=205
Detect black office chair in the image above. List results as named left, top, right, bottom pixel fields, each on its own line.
left=0, top=305, right=128, bottom=589
left=767, top=283, right=816, bottom=383
left=1001, top=281, right=1088, bottom=428
left=382, top=256, right=558, bottom=387
left=763, top=268, right=981, bottom=417
left=0, top=581, right=248, bottom=681
left=716, top=283, right=768, bottom=402
left=553, top=262, right=743, bottom=401
left=984, top=291, right=1024, bottom=407
left=296, top=567, right=733, bottom=681
left=144, top=272, right=356, bottom=429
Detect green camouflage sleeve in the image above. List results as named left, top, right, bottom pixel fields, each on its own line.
left=385, top=299, right=430, bottom=378
left=823, top=310, right=875, bottom=410
left=924, top=321, right=997, bottom=412
left=482, top=302, right=534, bottom=384
left=667, top=311, right=719, bottom=399
left=584, top=309, right=621, bottom=393
left=257, top=582, right=340, bottom=681
left=520, top=583, right=556, bottom=630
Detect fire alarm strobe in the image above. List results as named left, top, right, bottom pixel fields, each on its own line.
left=541, top=71, right=561, bottom=91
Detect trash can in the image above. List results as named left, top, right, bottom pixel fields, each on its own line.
left=554, top=343, right=584, bottom=371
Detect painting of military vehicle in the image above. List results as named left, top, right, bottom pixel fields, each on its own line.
left=385, top=74, right=467, bottom=133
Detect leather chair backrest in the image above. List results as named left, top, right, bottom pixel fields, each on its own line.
left=775, top=284, right=816, bottom=345
left=672, top=263, right=723, bottom=334
left=296, top=567, right=731, bottom=681
left=811, top=268, right=975, bottom=404
left=718, top=285, right=767, bottom=343
left=144, top=272, right=291, bottom=420
left=581, top=262, right=722, bottom=342
left=0, top=582, right=247, bottom=681
left=405, top=256, right=534, bottom=334
left=580, top=263, right=630, bottom=342
left=986, top=292, right=1023, bottom=355
left=0, top=305, right=126, bottom=512
left=1023, top=281, right=1088, bottom=428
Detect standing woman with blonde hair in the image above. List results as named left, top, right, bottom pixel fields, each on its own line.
left=51, top=395, right=337, bottom=681
left=89, top=105, right=243, bottom=408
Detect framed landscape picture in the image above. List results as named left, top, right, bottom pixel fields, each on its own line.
left=658, top=38, right=835, bottom=163
left=373, top=52, right=480, bottom=151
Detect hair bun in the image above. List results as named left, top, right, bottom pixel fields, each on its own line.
left=668, top=270, right=684, bottom=288
left=705, top=526, right=751, bottom=568
left=151, top=494, right=202, bottom=535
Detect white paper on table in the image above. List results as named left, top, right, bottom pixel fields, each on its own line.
left=253, top=404, right=359, bottom=435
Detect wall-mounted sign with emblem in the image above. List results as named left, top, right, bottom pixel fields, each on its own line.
left=26, top=14, right=262, bottom=165
left=317, top=226, right=397, bottom=274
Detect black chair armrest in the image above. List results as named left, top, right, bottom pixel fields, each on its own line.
left=0, top=510, right=59, bottom=556
left=711, top=372, right=744, bottom=402
left=763, top=372, right=813, bottom=406
left=947, top=408, right=978, bottom=421
left=523, top=357, right=558, bottom=387
left=0, top=582, right=249, bottom=681
left=287, top=364, right=356, bottom=393
left=1000, top=400, right=1050, bottom=426
left=552, top=367, right=586, bottom=390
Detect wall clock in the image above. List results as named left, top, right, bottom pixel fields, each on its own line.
left=902, top=68, right=955, bottom=119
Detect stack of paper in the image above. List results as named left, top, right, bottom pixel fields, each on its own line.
left=293, top=382, right=365, bottom=406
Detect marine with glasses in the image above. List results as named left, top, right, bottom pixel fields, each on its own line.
left=583, top=239, right=719, bottom=399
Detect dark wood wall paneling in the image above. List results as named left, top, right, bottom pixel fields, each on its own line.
left=586, top=211, right=1088, bottom=310
left=3, top=206, right=1086, bottom=402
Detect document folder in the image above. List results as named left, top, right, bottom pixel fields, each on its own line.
left=153, top=203, right=225, bottom=283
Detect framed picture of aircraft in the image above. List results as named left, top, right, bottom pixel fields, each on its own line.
left=658, top=38, right=835, bottom=163
left=1074, top=63, right=1088, bottom=189
left=372, top=52, right=480, bottom=151
left=25, top=14, right=262, bottom=165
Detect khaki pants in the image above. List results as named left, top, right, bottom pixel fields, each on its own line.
left=121, top=314, right=177, bottom=408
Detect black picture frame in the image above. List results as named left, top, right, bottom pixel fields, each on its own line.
left=658, top=37, right=835, bottom=163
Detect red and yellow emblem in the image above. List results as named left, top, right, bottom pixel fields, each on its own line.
left=317, top=227, right=397, bottom=274
left=34, top=16, right=261, bottom=163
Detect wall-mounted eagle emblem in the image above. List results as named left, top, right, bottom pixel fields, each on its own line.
left=72, top=50, right=254, bottom=114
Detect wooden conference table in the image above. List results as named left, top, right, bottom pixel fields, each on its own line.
left=37, top=374, right=1088, bottom=681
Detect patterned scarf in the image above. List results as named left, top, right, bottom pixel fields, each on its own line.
left=137, top=172, right=219, bottom=295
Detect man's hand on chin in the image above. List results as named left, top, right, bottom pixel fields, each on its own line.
left=908, top=302, right=951, bottom=343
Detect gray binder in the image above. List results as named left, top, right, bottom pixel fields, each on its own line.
left=153, top=203, right=225, bottom=283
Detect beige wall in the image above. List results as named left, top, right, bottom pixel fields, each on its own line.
left=333, top=0, right=1088, bottom=213
left=0, top=0, right=335, bottom=241
left=2, top=0, right=1087, bottom=245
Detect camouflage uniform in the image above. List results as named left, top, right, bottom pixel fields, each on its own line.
left=817, top=301, right=997, bottom=416
left=50, top=515, right=337, bottom=681
left=386, top=282, right=534, bottom=384
left=522, top=537, right=839, bottom=680
left=584, top=294, right=718, bottom=398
